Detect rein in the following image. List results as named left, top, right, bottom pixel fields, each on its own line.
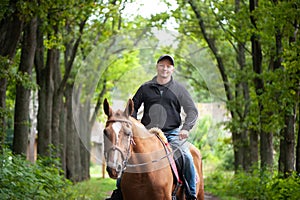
left=126, top=138, right=188, bottom=168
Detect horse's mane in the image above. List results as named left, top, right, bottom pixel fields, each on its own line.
left=149, top=127, right=168, bottom=144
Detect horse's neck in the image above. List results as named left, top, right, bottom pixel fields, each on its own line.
left=131, top=120, right=161, bottom=153
left=131, top=120, right=150, bottom=138
left=129, top=120, right=168, bottom=171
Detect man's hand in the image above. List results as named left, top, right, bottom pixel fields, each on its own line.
left=179, top=130, right=189, bottom=140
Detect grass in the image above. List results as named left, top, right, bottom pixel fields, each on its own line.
left=73, top=177, right=116, bottom=200
left=73, top=165, right=116, bottom=200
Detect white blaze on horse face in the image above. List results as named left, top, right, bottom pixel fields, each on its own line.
left=112, top=122, right=122, bottom=143
left=112, top=122, right=122, bottom=169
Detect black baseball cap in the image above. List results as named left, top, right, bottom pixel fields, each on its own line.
left=157, top=54, right=174, bottom=66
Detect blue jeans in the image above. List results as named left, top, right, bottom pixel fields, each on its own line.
left=165, top=128, right=197, bottom=197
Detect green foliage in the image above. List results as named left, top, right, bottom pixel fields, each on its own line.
left=191, top=114, right=234, bottom=171
left=204, top=170, right=237, bottom=200
left=0, top=149, right=76, bottom=200
left=0, top=55, right=38, bottom=92
left=266, top=173, right=300, bottom=200
left=205, top=169, right=300, bottom=200
left=0, top=0, right=10, bottom=20
left=0, top=150, right=116, bottom=199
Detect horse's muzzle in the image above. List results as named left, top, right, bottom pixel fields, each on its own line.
left=106, top=165, right=122, bottom=179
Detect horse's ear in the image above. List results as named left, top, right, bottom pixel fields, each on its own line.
left=124, top=99, right=134, bottom=117
left=103, top=98, right=112, bottom=117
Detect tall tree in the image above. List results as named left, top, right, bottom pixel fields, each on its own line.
left=249, top=0, right=274, bottom=169
left=175, top=0, right=299, bottom=173
left=187, top=0, right=256, bottom=171
left=13, top=17, right=37, bottom=155
left=36, top=31, right=56, bottom=157
left=0, top=0, right=24, bottom=151
left=275, top=0, right=299, bottom=175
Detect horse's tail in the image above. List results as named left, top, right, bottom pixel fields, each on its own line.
left=190, top=145, right=205, bottom=200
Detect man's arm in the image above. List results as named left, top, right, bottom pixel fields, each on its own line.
left=180, top=86, right=199, bottom=132
left=132, top=86, right=143, bottom=119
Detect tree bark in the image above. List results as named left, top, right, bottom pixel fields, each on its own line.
left=250, top=0, right=273, bottom=169
left=81, top=101, right=91, bottom=181
left=284, top=113, right=295, bottom=174
left=296, top=100, right=300, bottom=173
left=236, top=0, right=253, bottom=168
left=35, top=17, right=57, bottom=157
left=60, top=104, right=67, bottom=176
left=65, top=82, right=76, bottom=182
left=51, top=18, right=86, bottom=163
left=36, top=47, right=55, bottom=157
left=51, top=49, right=62, bottom=158
left=0, top=0, right=24, bottom=151
left=13, top=17, right=37, bottom=155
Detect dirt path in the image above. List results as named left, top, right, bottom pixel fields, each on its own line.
left=204, top=192, right=220, bottom=200
left=106, top=191, right=220, bottom=199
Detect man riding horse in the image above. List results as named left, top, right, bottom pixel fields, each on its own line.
left=107, top=55, right=199, bottom=200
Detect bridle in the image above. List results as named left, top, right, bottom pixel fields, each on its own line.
left=104, top=118, right=133, bottom=175
left=106, top=119, right=132, bottom=125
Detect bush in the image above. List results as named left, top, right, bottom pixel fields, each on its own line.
left=0, top=149, right=76, bottom=200
left=266, top=172, right=300, bottom=200
left=204, top=170, right=238, bottom=200
left=205, top=168, right=300, bottom=200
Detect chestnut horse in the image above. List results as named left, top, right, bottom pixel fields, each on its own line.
left=103, top=98, right=204, bottom=200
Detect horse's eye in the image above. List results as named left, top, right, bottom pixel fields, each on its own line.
left=124, top=127, right=132, bottom=136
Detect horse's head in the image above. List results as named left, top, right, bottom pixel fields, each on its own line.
left=103, top=98, right=134, bottom=179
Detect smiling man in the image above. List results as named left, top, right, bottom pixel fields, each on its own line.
left=106, top=55, right=199, bottom=200
left=131, top=54, right=199, bottom=200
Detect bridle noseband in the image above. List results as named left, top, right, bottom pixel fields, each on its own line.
left=106, top=119, right=132, bottom=125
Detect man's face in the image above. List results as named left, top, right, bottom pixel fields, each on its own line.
left=156, top=59, right=174, bottom=79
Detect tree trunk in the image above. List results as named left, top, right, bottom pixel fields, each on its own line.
left=35, top=18, right=47, bottom=157
left=35, top=18, right=58, bottom=158
left=279, top=112, right=296, bottom=176
left=296, top=99, right=300, bottom=173
left=188, top=0, right=241, bottom=171
left=74, top=124, right=81, bottom=182
left=65, top=82, right=76, bottom=182
left=250, top=0, right=273, bottom=169
left=270, top=8, right=297, bottom=175
left=249, top=130, right=259, bottom=167
left=60, top=104, right=67, bottom=176
left=232, top=131, right=243, bottom=171
left=36, top=47, right=55, bottom=157
left=80, top=101, right=91, bottom=181
left=236, top=20, right=252, bottom=170
left=51, top=48, right=62, bottom=159
left=284, top=114, right=295, bottom=173
left=13, top=17, right=37, bottom=155
left=53, top=19, right=86, bottom=175
left=0, top=0, right=24, bottom=151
